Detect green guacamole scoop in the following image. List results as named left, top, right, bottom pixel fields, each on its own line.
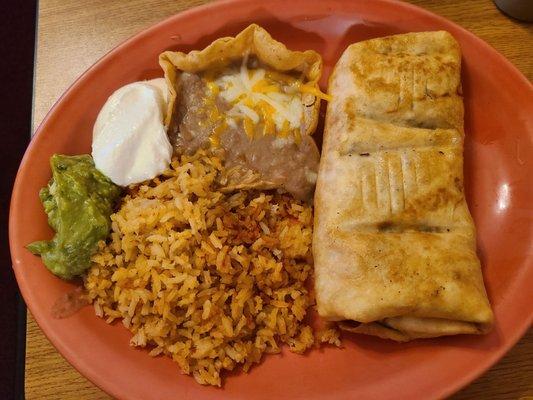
left=27, top=154, right=121, bottom=280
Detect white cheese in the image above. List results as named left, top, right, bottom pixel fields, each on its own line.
left=235, top=104, right=260, bottom=124
left=214, top=65, right=304, bottom=134
left=92, top=78, right=172, bottom=186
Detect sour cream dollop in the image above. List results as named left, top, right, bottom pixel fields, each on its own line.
left=92, top=78, right=172, bottom=186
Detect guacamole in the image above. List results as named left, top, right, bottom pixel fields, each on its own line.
left=27, top=154, right=121, bottom=279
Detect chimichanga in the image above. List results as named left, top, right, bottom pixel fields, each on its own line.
left=314, top=31, right=493, bottom=341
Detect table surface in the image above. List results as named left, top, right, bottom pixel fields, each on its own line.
left=27, top=0, right=532, bottom=398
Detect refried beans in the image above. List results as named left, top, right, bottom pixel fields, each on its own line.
left=168, top=72, right=320, bottom=201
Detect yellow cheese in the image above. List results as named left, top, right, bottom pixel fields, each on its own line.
left=243, top=118, right=254, bottom=139
left=206, top=81, right=220, bottom=96
left=297, top=84, right=332, bottom=102
left=207, top=62, right=329, bottom=142
left=209, top=120, right=227, bottom=147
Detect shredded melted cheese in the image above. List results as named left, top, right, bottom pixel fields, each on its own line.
left=204, top=61, right=330, bottom=144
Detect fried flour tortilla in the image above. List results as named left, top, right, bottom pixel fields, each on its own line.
left=159, top=24, right=324, bottom=200
left=314, top=31, right=493, bottom=341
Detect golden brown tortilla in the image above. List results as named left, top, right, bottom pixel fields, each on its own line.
left=314, top=31, right=493, bottom=341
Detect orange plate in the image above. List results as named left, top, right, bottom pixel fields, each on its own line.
left=9, top=0, right=533, bottom=399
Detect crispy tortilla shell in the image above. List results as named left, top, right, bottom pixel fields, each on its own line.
left=159, top=23, right=322, bottom=136
left=159, top=24, right=322, bottom=194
